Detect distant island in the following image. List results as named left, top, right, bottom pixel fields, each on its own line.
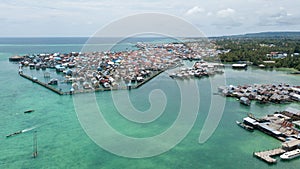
left=211, top=31, right=300, bottom=39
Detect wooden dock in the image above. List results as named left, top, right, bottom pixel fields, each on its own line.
left=134, top=70, right=165, bottom=89
left=19, top=72, right=64, bottom=95
left=253, top=148, right=286, bottom=164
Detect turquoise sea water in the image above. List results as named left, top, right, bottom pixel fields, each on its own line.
left=0, top=38, right=300, bottom=169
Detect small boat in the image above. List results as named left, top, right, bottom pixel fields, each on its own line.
left=24, top=110, right=34, bottom=114
left=232, top=63, right=247, bottom=69
left=169, top=73, right=176, bottom=78
left=240, top=97, right=250, bottom=106
left=6, top=130, right=23, bottom=138
left=280, top=149, right=300, bottom=160
left=9, top=55, right=24, bottom=62
left=48, top=79, right=58, bottom=85
left=236, top=121, right=254, bottom=132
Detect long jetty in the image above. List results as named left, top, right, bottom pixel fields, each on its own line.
left=134, top=70, right=165, bottom=89
left=19, top=72, right=64, bottom=95
left=253, top=148, right=286, bottom=164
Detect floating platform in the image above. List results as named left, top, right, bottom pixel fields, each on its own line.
left=254, top=148, right=286, bottom=164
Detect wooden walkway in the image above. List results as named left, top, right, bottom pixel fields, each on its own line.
left=19, top=72, right=64, bottom=95
left=253, top=148, right=286, bottom=164
left=19, top=69, right=166, bottom=95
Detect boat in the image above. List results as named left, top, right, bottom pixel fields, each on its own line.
left=24, top=109, right=34, bottom=114
left=240, top=96, right=250, bottom=106
left=6, top=130, right=23, bottom=138
left=9, top=55, right=24, bottom=62
left=280, top=149, right=300, bottom=160
left=169, top=73, right=176, bottom=78
left=236, top=121, right=254, bottom=132
left=48, top=79, right=58, bottom=85
left=232, top=63, right=247, bottom=69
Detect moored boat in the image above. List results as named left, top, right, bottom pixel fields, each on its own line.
left=9, top=55, right=24, bottom=62
left=280, top=149, right=300, bottom=160
left=236, top=120, right=254, bottom=132
left=232, top=63, right=247, bottom=69
left=48, top=79, right=58, bottom=85
left=240, top=96, right=251, bottom=106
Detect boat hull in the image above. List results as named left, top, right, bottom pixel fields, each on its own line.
left=236, top=121, right=254, bottom=132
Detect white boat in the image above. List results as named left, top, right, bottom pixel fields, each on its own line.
left=240, top=96, right=250, bottom=106
left=280, top=149, right=300, bottom=160
left=48, top=79, right=58, bottom=85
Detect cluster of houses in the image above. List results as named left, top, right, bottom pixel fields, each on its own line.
left=242, top=107, right=300, bottom=163
left=15, top=41, right=219, bottom=92
left=266, top=52, right=288, bottom=59
left=169, top=61, right=224, bottom=79
left=265, top=51, right=299, bottom=59
left=244, top=107, right=300, bottom=141
left=219, top=83, right=300, bottom=104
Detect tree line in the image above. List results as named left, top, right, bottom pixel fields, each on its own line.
left=214, top=38, right=300, bottom=70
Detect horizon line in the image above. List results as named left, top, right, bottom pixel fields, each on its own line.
left=0, top=31, right=300, bottom=39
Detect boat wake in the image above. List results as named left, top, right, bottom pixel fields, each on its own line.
left=22, top=126, right=37, bottom=133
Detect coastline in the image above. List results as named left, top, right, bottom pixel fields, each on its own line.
left=1, top=38, right=300, bottom=169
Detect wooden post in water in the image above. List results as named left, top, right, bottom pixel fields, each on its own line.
left=33, top=131, right=38, bottom=158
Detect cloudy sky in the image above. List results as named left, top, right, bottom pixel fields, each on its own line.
left=1, top=0, right=300, bottom=37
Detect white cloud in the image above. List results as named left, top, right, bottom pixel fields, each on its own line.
left=185, top=6, right=205, bottom=15
left=257, top=7, right=300, bottom=26
left=216, top=8, right=236, bottom=18
left=209, top=8, right=243, bottom=29
left=1, top=0, right=300, bottom=36
left=212, top=18, right=242, bottom=28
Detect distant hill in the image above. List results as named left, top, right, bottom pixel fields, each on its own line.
left=212, top=31, right=300, bottom=39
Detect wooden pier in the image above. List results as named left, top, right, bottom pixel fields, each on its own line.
left=253, top=148, right=286, bottom=164
left=134, top=70, right=165, bottom=89
left=19, top=72, right=64, bottom=95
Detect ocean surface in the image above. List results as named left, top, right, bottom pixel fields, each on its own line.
left=0, top=38, right=300, bottom=169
